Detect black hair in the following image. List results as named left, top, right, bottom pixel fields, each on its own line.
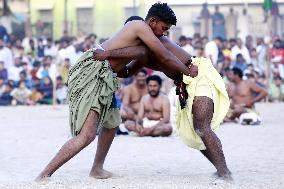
left=146, top=75, right=162, bottom=85
left=236, top=53, right=243, bottom=59
left=145, top=3, right=177, bottom=25
left=125, top=16, right=144, bottom=24
left=19, top=70, right=27, bottom=77
left=179, top=35, right=187, bottom=42
left=135, top=68, right=147, bottom=76
left=47, top=37, right=53, bottom=42
left=232, top=67, right=243, bottom=78
left=214, top=36, right=223, bottom=42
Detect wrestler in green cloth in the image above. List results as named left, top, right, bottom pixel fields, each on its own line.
left=67, top=49, right=121, bottom=136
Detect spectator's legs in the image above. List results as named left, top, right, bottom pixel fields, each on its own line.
left=140, top=124, right=172, bottom=137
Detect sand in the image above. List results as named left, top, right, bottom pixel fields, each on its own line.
left=0, top=103, right=284, bottom=189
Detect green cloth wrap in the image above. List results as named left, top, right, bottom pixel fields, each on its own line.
left=67, top=49, right=120, bottom=136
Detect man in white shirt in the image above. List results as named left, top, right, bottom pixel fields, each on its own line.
left=58, top=38, right=77, bottom=67
left=8, top=57, right=23, bottom=81
left=178, top=35, right=194, bottom=55
left=205, top=37, right=222, bottom=66
left=231, top=38, right=251, bottom=64
left=0, top=38, right=13, bottom=69
left=44, top=37, right=58, bottom=58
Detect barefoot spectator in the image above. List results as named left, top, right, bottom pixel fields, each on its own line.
left=225, top=67, right=267, bottom=123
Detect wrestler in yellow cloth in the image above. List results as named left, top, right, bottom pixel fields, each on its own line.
left=176, top=57, right=230, bottom=150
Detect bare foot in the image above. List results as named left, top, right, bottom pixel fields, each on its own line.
left=139, top=127, right=154, bottom=136
left=89, top=168, right=112, bottom=179
left=35, top=174, right=51, bottom=182
left=216, top=171, right=233, bottom=182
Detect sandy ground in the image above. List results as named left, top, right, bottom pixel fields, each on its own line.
left=0, top=103, right=284, bottom=189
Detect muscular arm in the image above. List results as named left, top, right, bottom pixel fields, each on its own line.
left=137, top=96, right=146, bottom=126
left=94, top=45, right=148, bottom=61
left=134, top=22, right=191, bottom=76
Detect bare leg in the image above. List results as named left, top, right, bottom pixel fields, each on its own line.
left=152, top=124, right=172, bottom=136
left=125, top=120, right=138, bottom=132
left=141, top=124, right=172, bottom=137
left=89, top=127, right=117, bottom=179
left=192, top=96, right=231, bottom=179
left=35, top=110, right=99, bottom=181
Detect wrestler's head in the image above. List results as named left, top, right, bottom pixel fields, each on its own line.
left=146, top=75, right=162, bottom=98
left=145, top=3, right=177, bottom=37
left=134, top=68, right=147, bottom=86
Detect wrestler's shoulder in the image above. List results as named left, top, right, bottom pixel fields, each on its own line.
left=125, top=20, right=150, bottom=31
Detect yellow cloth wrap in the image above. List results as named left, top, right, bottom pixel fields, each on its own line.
left=176, top=57, right=230, bottom=150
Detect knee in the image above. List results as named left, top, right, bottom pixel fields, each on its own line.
left=195, top=128, right=212, bottom=138
left=125, top=121, right=135, bottom=130
left=164, top=126, right=173, bottom=136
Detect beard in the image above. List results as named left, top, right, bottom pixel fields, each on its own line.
left=149, top=91, right=159, bottom=98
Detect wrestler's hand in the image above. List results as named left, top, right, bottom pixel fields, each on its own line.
left=189, top=64, right=198, bottom=78
left=93, top=49, right=108, bottom=61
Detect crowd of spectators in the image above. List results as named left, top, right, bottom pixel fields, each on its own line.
left=0, top=19, right=283, bottom=130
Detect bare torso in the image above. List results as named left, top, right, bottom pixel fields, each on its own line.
left=142, top=94, right=166, bottom=120
left=232, top=80, right=254, bottom=107
left=123, top=83, right=147, bottom=113
left=101, top=22, right=142, bottom=72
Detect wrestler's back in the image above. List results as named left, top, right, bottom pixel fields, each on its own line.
left=100, top=21, right=143, bottom=71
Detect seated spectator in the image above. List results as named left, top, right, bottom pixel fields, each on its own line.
left=29, top=85, right=43, bottom=105
left=232, top=53, right=248, bottom=72
left=30, top=60, right=41, bottom=84
left=125, top=75, right=172, bottom=137
left=10, top=81, right=32, bottom=105
left=38, top=76, right=53, bottom=104
left=16, top=71, right=33, bottom=89
left=0, top=83, right=13, bottom=106
left=120, top=69, right=148, bottom=122
left=269, top=39, right=284, bottom=79
left=56, top=76, right=67, bottom=104
left=58, top=58, right=70, bottom=83
left=0, top=61, right=8, bottom=81
left=8, top=57, right=23, bottom=81
left=44, top=37, right=58, bottom=58
left=225, top=67, right=267, bottom=124
left=268, top=76, right=284, bottom=102
left=0, top=76, right=5, bottom=95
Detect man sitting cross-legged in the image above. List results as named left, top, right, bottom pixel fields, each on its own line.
left=120, top=69, right=148, bottom=122
left=125, top=75, right=172, bottom=136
